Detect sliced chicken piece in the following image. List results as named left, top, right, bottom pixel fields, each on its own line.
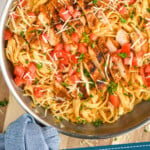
left=106, top=38, right=120, bottom=53
left=47, top=28, right=59, bottom=46
left=38, top=12, right=50, bottom=27
left=116, top=29, right=130, bottom=46
left=54, top=82, right=71, bottom=100
left=116, top=58, right=129, bottom=82
left=130, top=32, right=148, bottom=53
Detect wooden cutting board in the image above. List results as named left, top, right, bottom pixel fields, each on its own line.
left=3, top=94, right=150, bottom=149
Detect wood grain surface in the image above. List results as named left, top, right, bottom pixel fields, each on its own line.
left=2, top=94, right=150, bottom=149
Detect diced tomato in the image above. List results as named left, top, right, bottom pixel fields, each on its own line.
left=132, top=57, right=138, bottom=66
left=56, top=24, right=63, bottom=30
left=64, top=43, right=71, bottom=52
left=71, top=32, right=80, bottom=43
left=70, top=75, right=79, bottom=84
left=69, top=67, right=77, bottom=76
left=18, top=0, right=27, bottom=7
left=71, top=55, right=78, bottom=64
left=55, top=74, right=63, bottom=83
left=128, top=0, right=136, bottom=5
left=33, top=87, right=43, bottom=98
left=78, top=43, right=87, bottom=54
left=145, top=65, right=150, bottom=73
left=59, top=8, right=71, bottom=21
left=139, top=67, right=147, bottom=86
left=4, top=29, right=12, bottom=41
left=121, top=43, right=131, bottom=56
left=40, top=33, right=48, bottom=43
left=14, top=65, right=25, bottom=77
left=10, top=12, right=18, bottom=19
left=110, top=95, right=120, bottom=108
left=54, top=43, right=64, bottom=51
left=28, top=63, right=36, bottom=76
left=14, top=77, right=24, bottom=87
left=89, top=33, right=98, bottom=41
left=124, top=57, right=130, bottom=65
left=118, top=5, right=128, bottom=15
left=72, top=9, right=81, bottom=19
left=67, top=5, right=74, bottom=14
left=59, top=52, right=69, bottom=65
left=28, top=12, right=36, bottom=17
left=24, top=72, right=34, bottom=85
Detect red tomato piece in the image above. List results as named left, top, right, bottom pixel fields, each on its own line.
left=139, top=67, right=147, bottom=86
left=132, top=57, right=138, bottom=66
left=64, top=43, right=71, bottom=52
left=67, top=5, right=74, bottom=14
left=71, top=55, right=78, bottom=64
left=71, top=32, right=80, bottom=43
left=89, top=33, right=98, bottom=41
left=110, top=95, right=120, bottom=108
left=28, top=63, right=36, bottom=76
left=78, top=43, right=88, bottom=54
left=55, top=74, right=63, bottom=83
left=72, top=9, right=81, bottom=19
left=4, top=29, right=12, bottom=41
left=118, top=5, right=128, bottom=15
left=40, top=33, right=49, bottom=43
left=59, top=8, right=71, bottom=21
left=14, top=77, right=24, bottom=87
left=121, top=43, right=131, bottom=56
left=145, top=65, right=150, bottom=73
left=69, top=67, right=77, bottom=76
left=18, top=0, right=27, bottom=7
left=70, top=75, right=79, bottom=84
left=14, top=65, right=25, bottom=77
left=54, top=43, right=64, bottom=51
left=128, top=0, right=136, bottom=5
left=28, top=12, right=36, bottom=17
left=56, top=24, right=63, bottom=30
left=10, top=12, right=18, bottom=19
left=24, top=72, right=34, bottom=85
left=33, top=87, right=43, bottom=98
left=124, top=57, right=130, bottom=65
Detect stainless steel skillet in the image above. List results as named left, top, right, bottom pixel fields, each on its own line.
left=0, top=0, right=150, bottom=139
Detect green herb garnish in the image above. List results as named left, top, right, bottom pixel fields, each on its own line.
left=91, top=43, right=95, bottom=48
left=78, top=53, right=85, bottom=62
left=83, top=69, right=90, bottom=77
left=120, top=17, right=127, bottom=23
left=82, top=32, right=90, bottom=44
left=0, top=98, right=8, bottom=107
left=93, top=119, right=103, bottom=127
left=25, top=59, right=29, bottom=64
left=93, top=0, right=98, bottom=5
left=36, top=63, right=43, bottom=69
left=118, top=53, right=127, bottom=58
left=130, top=11, right=135, bottom=19
left=20, top=31, right=25, bottom=38
left=66, top=27, right=75, bottom=35
left=61, top=82, right=69, bottom=88
left=147, top=8, right=150, bottom=13
left=107, top=81, right=118, bottom=95
left=59, top=116, right=64, bottom=121
left=143, top=84, right=147, bottom=88
left=78, top=92, right=84, bottom=98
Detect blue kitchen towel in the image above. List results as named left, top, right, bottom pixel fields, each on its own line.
left=0, top=114, right=60, bottom=150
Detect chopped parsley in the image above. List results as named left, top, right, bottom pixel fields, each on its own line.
left=148, top=98, right=150, bottom=101
left=77, top=68, right=80, bottom=72
left=118, top=53, right=127, bottom=58
left=130, top=11, right=135, bottom=19
left=78, top=53, right=85, bottom=62
left=78, top=92, right=84, bottom=98
left=76, top=116, right=80, bottom=120
left=107, top=81, right=118, bottom=95
left=143, top=84, right=147, bottom=88
left=25, top=59, right=29, bottom=64
left=93, top=0, right=98, bottom=5
left=35, top=78, right=39, bottom=85
left=0, top=98, right=8, bottom=107
left=91, top=43, right=95, bottom=48
left=20, top=31, right=25, bottom=38
left=36, top=63, right=43, bottom=69
left=93, top=119, right=103, bottom=127
left=90, top=94, right=93, bottom=98
left=59, top=116, right=64, bottom=121
left=61, top=82, right=69, bottom=88
left=83, top=69, right=90, bottom=77
left=82, top=32, right=90, bottom=44
left=120, top=17, right=127, bottom=24
left=66, top=26, right=75, bottom=35
left=123, top=93, right=132, bottom=97
left=147, top=8, right=150, bottom=13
